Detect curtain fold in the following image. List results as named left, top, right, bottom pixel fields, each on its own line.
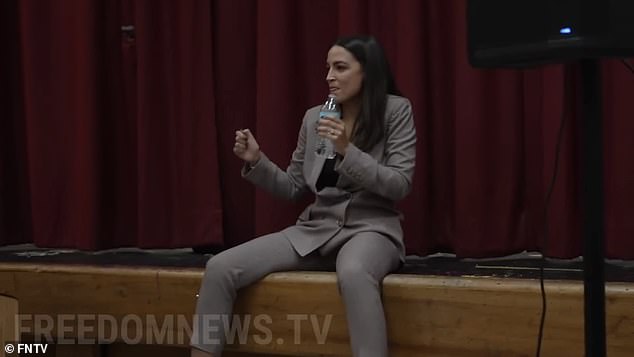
left=133, top=0, right=222, bottom=248
left=2, top=0, right=634, bottom=258
left=0, top=0, right=31, bottom=246
left=8, top=0, right=223, bottom=249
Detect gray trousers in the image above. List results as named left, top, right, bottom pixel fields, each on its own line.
left=190, top=231, right=401, bottom=357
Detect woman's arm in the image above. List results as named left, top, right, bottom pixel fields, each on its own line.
left=241, top=113, right=309, bottom=201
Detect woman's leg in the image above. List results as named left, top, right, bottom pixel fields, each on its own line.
left=190, top=232, right=324, bottom=356
left=335, top=233, right=401, bottom=357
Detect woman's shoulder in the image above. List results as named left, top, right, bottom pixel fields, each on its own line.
left=386, top=94, right=411, bottom=109
left=300, top=104, right=322, bottom=119
left=298, top=105, right=322, bottom=125
left=306, top=104, right=322, bottom=114
left=386, top=95, right=413, bottom=118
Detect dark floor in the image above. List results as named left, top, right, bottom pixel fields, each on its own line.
left=0, top=244, right=633, bottom=282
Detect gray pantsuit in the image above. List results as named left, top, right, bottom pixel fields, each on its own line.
left=191, top=95, right=416, bottom=356
left=191, top=231, right=400, bottom=356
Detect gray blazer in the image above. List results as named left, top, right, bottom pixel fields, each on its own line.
left=242, top=95, right=416, bottom=260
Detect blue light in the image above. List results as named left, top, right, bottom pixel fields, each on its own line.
left=560, top=27, right=572, bottom=35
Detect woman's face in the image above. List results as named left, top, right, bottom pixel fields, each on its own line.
left=326, top=45, right=364, bottom=105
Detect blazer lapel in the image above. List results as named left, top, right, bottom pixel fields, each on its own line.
left=307, top=152, right=326, bottom=192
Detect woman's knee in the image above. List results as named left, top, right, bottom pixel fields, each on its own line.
left=203, top=253, right=239, bottom=283
left=336, top=260, right=378, bottom=289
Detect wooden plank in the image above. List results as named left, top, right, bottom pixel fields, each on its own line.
left=0, top=264, right=632, bottom=356
left=106, top=343, right=286, bottom=357
left=106, top=343, right=185, bottom=357
left=54, top=344, right=102, bottom=357
left=98, top=343, right=286, bottom=357
left=15, top=339, right=275, bottom=357
left=0, top=295, right=18, bottom=357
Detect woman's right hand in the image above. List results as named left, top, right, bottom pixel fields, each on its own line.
left=233, top=129, right=261, bottom=165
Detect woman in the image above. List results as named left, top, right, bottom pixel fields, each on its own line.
left=191, top=35, right=416, bottom=357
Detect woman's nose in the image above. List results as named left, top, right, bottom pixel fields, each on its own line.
left=326, top=69, right=335, bottom=81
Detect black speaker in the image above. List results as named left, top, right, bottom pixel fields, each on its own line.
left=467, top=0, right=634, bottom=68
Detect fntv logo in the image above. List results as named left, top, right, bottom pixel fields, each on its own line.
left=4, top=343, right=49, bottom=354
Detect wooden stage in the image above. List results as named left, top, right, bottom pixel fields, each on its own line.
left=0, top=246, right=632, bottom=356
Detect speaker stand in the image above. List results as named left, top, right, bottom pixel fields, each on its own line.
left=580, top=59, right=606, bottom=357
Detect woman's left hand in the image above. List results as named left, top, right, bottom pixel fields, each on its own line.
left=317, top=117, right=349, bottom=156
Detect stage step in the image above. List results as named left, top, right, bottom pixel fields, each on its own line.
left=0, top=263, right=632, bottom=356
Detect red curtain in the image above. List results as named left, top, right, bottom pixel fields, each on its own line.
left=1, top=0, right=633, bottom=258
left=4, top=0, right=223, bottom=249
left=0, top=0, right=30, bottom=246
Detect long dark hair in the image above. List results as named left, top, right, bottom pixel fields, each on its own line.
left=334, top=35, right=401, bottom=151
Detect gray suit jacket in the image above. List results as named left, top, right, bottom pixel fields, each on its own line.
left=242, top=95, right=416, bottom=260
